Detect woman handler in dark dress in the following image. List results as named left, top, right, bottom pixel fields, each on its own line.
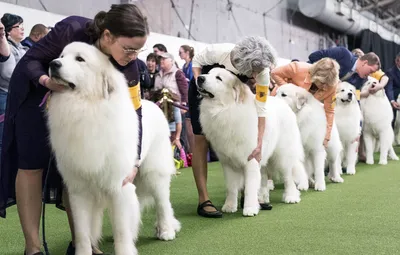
left=0, top=4, right=148, bottom=255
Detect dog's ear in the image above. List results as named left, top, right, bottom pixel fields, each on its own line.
left=295, top=92, right=307, bottom=110
left=102, top=73, right=115, bottom=99
left=233, top=80, right=247, bottom=103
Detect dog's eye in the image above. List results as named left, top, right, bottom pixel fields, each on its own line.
left=281, top=92, right=287, bottom=97
left=216, top=76, right=222, bottom=81
left=341, top=89, right=344, bottom=92
left=76, top=56, right=85, bottom=62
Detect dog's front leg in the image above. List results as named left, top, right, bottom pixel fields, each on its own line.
left=346, top=141, right=358, bottom=175
left=243, top=159, right=261, bottom=217
left=363, top=132, right=375, bottom=165
left=221, top=164, right=241, bottom=213
left=312, top=150, right=326, bottom=191
left=109, top=183, right=140, bottom=255
left=378, top=130, right=392, bottom=165
left=69, top=191, right=93, bottom=255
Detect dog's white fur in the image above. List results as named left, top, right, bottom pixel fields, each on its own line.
left=47, top=42, right=180, bottom=255
left=198, top=68, right=308, bottom=217
left=276, top=84, right=344, bottom=191
left=334, top=82, right=362, bottom=175
left=360, top=77, right=399, bottom=165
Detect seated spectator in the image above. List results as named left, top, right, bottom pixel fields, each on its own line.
left=21, top=24, right=49, bottom=48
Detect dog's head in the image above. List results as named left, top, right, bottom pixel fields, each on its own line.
left=49, top=42, right=115, bottom=99
left=275, top=83, right=311, bottom=112
left=361, top=76, right=385, bottom=97
left=335, top=82, right=357, bottom=105
left=197, top=68, right=249, bottom=105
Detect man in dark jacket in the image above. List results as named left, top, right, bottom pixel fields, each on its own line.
left=385, top=53, right=400, bottom=127
left=21, top=23, right=49, bottom=48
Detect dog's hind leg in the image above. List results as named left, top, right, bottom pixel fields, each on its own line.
left=345, top=141, right=358, bottom=175
left=363, top=132, right=375, bottom=165
left=293, top=161, right=309, bottom=191
left=388, top=146, right=399, bottom=160
left=378, top=130, right=392, bottom=165
left=279, top=158, right=301, bottom=203
left=327, top=153, right=344, bottom=183
left=243, top=159, right=261, bottom=217
left=109, top=183, right=140, bottom=255
left=258, top=166, right=270, bottom=204
left=146, top=172, right=181, bottom=241
left=68, top=192, right=93, bottom=255
left=312, top=150, right=327, bottom=191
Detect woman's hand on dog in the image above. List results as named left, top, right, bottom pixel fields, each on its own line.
left=248, top=146, right=262, bottom=162
left=122, top=166, right=138, bottom=186
left=44, top=77, right=67, bottom=92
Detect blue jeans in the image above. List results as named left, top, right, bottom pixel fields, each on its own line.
left=0, top=90, right=8, bottom=164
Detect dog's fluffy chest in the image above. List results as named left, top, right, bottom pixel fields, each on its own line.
left=47, top=92, right=138, bottom=191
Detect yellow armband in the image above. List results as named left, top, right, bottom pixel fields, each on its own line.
left=355, top=89, right=360, bottom=101
left=255, top=84, right=268, bottom=103
left=128, top=83, right=142, bottom=110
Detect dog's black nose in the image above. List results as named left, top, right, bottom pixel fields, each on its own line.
left=197, top=76, right=205, bottom=87
left=348, top=92, right=353, bottom=98
left=49, top=60, right=62, bottom=71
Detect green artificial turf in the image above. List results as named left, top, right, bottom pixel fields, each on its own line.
left=1, top=150, right=400, bottom=255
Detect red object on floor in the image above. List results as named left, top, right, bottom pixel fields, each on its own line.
left=187, top=153, right=193, bottom=167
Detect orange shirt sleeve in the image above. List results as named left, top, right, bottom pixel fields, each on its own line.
left=270, top=62, right=296, bottom=96
left=322, top=88, right=336, bottom=141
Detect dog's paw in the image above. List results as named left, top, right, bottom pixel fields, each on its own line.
left=366, top=159, right=374, bottom=165
left=283, top=189, right=301, bottom=204
left=346, top=167, right=356, bottom=175
left=266, top=180, right=275, bottom=191
left=329, top=176, right=344, bottom=183
left=242, top=206, right=259, bottom=217
left=258, top=188, right=270, bottom=204
left=390, top=155, right=399, bottom=161
left=378, top=159, right=388, bottom=165
left=314, top=181, right=326, bottom=191
left=308, top=179, right=315, bottom=188
left=172, top=218, right=181, bottom=233
left=156, top=226, right=177, bottom=241
left=222, top=203, right=238, bottom=213
left=297, top=181, right=309, bottom=191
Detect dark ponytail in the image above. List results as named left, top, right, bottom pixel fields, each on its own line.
left=86, top=4, right=149, bottom=39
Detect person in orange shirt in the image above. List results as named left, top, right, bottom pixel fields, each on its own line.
left=271, top=58, right=340, bottom=146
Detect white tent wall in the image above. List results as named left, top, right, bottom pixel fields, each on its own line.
left=0, top=1, right=291, bottom=68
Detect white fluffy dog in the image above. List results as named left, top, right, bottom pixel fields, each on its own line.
left=47, top=42, right=180, bottom=255
left=334, top=82, right=362, bottom=175
left=276, top=84, right=344, bottom=191
left=198, top=68, right=308, bottom=217
left=360, top=77, right=399, bottom=165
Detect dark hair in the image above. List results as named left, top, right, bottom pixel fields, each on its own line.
left=86, top=4, right=149, bottom=39
left=30, top=24, right=48, bottom=36
left=153, top=43, right=167, bottom=52
left=180, top=45, right=194, bottom=59
left=1, top=13, right=23, bottom=35
left=146, top=53, right=158, bottom=62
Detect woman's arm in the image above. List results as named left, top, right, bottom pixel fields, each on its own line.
left=21, top=17, right=78, bottom=87
left=175, top=70, right=188, bottom=104
left=270, top=62, right=296, bottom=96
left=323, top=90, right=336, bottom=144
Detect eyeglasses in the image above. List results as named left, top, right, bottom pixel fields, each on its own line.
left=116, top=40, right=147, bottom=56
left=12, top=24, right=24, bottom=29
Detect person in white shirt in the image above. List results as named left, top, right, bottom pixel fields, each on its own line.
left=188, top=36, right=277, bottom=218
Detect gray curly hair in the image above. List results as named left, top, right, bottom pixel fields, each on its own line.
left=231, top=36, right=278, bottom=77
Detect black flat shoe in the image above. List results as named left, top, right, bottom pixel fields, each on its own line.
left=66, top=241, right=110, bottom=255
left=240, top=196, right=273, bottom=210
left=197, top=200, right=223, bottom=218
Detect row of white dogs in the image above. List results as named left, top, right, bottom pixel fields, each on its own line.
left=44, top=42, right=400, bottom=254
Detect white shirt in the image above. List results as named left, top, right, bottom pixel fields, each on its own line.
left=193, top=43, right=268, bottom=117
